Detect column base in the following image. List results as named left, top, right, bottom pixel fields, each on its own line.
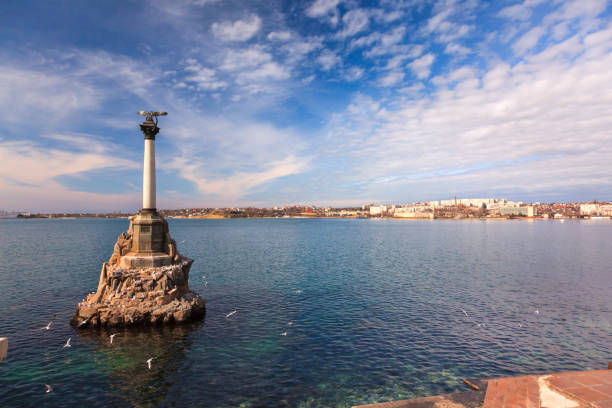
left=119, top=252, right=173, bottom=268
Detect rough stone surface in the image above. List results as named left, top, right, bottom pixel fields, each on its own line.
left=71, top=215, right=205, bottom=328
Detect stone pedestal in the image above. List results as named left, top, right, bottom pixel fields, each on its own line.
left=119, top=211, right=173, bottom=269
left=71, top=212, right=205, bottom=328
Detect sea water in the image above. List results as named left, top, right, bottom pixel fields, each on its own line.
left=0, top=218, right=610, bottom=407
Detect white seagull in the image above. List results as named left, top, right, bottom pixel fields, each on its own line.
left=42, top=321, right=52, bottom=330
left=295, top=290, right=302, bottom=294
left=287, top=322, right=294, bottom=326
left=45, top=384, right=53, bottom=393
left=109, top=333, right=118, bottom=344
left=226, top=310, right=237, bottom=318
left=534, top=309, right=540, bottom=315
left=63, top=337, right=71, bottom=348
left=461, top=309, right=469, bottom=317
left=146, top=357, right=155, bottom=370
left=78, top=318, right=89, bottom=328
left=280, top=332, right=287, bottom=336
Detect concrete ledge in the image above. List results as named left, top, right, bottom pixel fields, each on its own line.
left=0, top=338, right=7, bottom=362
left=119, top=253, right=172, bottom=268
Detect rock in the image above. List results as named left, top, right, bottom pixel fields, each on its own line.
left=71, top=215, right=205, bottom=328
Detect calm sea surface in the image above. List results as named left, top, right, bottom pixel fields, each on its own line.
left=0, top=218, right=610, bottom=407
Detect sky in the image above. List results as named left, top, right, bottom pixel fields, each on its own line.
left=1, top=0, right=612, bottom=212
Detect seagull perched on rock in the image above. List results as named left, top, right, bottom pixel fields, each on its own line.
left=45, top=384, right=53, bottom=393
left=226, top=310, right=237, bottom=318
left=42, top=321, right=52, bottom=330
left=63, top=337, right=71, bottom=348
left=146, top=357, right=155, bottom=370
left=109, top=333, right=118, bottom=344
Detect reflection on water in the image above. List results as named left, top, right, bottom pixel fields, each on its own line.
left=78, top=322, right=203, bottom=407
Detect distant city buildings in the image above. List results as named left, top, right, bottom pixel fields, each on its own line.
left=4, top=199, right=612, bottom=220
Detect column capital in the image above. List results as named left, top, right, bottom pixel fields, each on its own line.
left=140, top=119, right=160, bottom=140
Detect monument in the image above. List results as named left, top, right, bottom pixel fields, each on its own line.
left=71, top=111, right=205, bottom=328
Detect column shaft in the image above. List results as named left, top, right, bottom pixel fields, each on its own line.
left=143, top=139, right=156, bottom=209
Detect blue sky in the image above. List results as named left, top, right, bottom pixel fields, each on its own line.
left=1, top=0, right=611, bottom=212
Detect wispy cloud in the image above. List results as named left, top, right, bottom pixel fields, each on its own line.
left=409, top=53, right=435, bottom=79
left=211, top=15, right=262, bottom=42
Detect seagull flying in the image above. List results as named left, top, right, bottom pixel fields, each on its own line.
left=461, top=309, right=469, bottom=317
left=146, top=357, right=155, bottom=370
left=295, top=290, right=302, bottom=294
left=534, top=309, right=540, bottom=315
left=280, top=332, right=287, bottom=336
left=226, top=310, right=237, bottom=318
left=287, top=322, right=293, bottom=326
left=45, top=384, right=53, bottom=393
left=63, top=337, right=71, bottom=348
left=110, top=333, right=118, bottom=344
left=78, top=318, right=89, bottom=328
left=42, top=321, right=52, bottom=330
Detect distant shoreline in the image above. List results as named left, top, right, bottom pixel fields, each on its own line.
left=7, top=215, right=608, bottom=221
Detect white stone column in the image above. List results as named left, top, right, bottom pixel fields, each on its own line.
left=143, top=138, right=156, bottom=210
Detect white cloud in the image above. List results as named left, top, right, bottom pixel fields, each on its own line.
left=0, top=66, right=98, bottom=125
left=236, top=62, right=290, bottom=84
left=513, top=26, right=547, bottom=55
left=281, top=36, right=324, bottom=63
left=423, top=2, right=474, bottom=43
left=164, top=109, right=309, bottom=203
left=344, top=66, right=364, bottom=81
left=0, top=139, right=138, bottom=211
left=184, top=59, right=227, bottom=90
left=220, top=47, right=272, bottom=71
left=306, top=0, right=340, bottom=17
left=320, top=23, right=612, bottom=200
left=444, top=43, right=471, bottom=55
left=556, top=0, right=608, bottom=20
left=409, top=53, right=435, bottom=79
left=383, top=54, right=408, bottom=70
left=317, top=49, right=341, bottom=71
left=267, top=31, right=293, bottom=41
left=378, top=71, right=404, bottom=87
left=371, top=8, right=402, bottom=23
left=336, top=9, right=370, bottom=38
left=211, top=15, right=261, bottom=42
left=352, top=26, right=407, bottom=57
left=498, top=4, right=532, bottom=21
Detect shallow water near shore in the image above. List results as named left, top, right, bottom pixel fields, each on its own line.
left=0, top=218, right=611, bottom=407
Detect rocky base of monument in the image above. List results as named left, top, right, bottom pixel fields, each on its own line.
left=71, top=258, right=205, bottom=328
